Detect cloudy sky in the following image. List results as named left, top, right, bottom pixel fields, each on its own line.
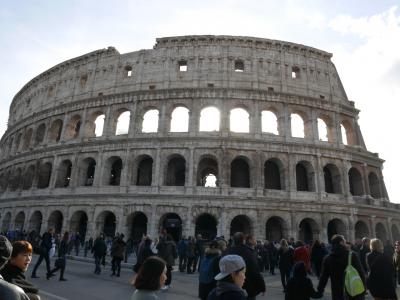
left=1, top=0, right=399, bottom=202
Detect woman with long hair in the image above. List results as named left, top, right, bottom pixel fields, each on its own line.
left=47, top=231, right=69, bottom=281
left=277, top=239, right=294, bottom=292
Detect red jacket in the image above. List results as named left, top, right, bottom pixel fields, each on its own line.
left=293, top=245, right=311, bottom=273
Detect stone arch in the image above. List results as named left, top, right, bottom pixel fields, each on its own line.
left=48, top=210, right=63, bottom=234
left=37, top=162, right=52, bottom=189
left=392, top=224, right=400, bottom=242
left=296, top=160, right=315, bottom=192
left=170, top=106, right=189, bottom=132
left=199, top=106, right=220, bottom=132
left=65, top=114, right=81, bottom=140
left=142, top=108, right=159, bottom=133
left=165, top=155, right=186, bottom=186
left=85, top=111, right=105, bottom=138
left=79, top=157, right=96, bottom=186
left=22, top=128, right=33, bottom=150
left=9, top=168, right=22, bottom=191
left=265, top=216, right=287, bottom=242
left=368, top=172, right=381, bottom=198
left=127, top=212, right=148, bottom=242
left=28, top=211, right=42, bottom=234
left=115, top=109, right=131, bottom=135
left=230, top=107, right=249, bottom=133
left=34, top=123, right=46, bottom=145
left=230, top=215, right=252, bottom=236
left=55, top=159, right=72, bottom=188
left=317, top=114, right=334, bottom=142
left=323, top=164, right=342, bottom=194
left=195, top=213, right=218, bottom=240
left=298, top=218, right=319, bottom=243
left=348, top=167, right=364, bottom=196
left=375, top=222, right=388, bottom=242
left=0, top=170, right=10, bottom=192
left=355, top=220, right=370, bottom=239
left=291, top=113, right=305, bottom=138
left=70, top=210, right=88, bottom=241
left=197, top=155, right=219, bottom=187
left=341, top=120, right=357, bottom=145
left=48, top=119, right=63, bottom=142
left=261, top=110, right=278, bottom=135
left=14, top=211, right=25, bottom=231
left=1, top=212, right=11, bottom=232
left=327, top=218, right=347, bottom=242
left=264, top=158, right=283, bottom=190
left=135, top=155, right=153, bottom=186
left=230, top=156, right=250, bottom=188
left=159, top=213, right=182, bottom=242
left=14, top=132, right=22, bottom=152
left=103, top=156, right=123, bottom=186
left=96, top=211, right=117, bottom=238
left=22, top=165, right=35, bottom=190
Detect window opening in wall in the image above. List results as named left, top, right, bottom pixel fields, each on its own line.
left=230, top=158, right=250, bottom=188
left=317, top=118, right=328, bottom=141
left=125, top=66, right=133, bottom=77
left=84, top=159, right=96, bottom=186
left=109, top=159, right=122, bottom=186
left=149, top=85, right=156, bottom=90
left=292, top=66, right=300, bottom=79
left=200, top=106, right=220, bottom=132
left=115, top=111, right=130, bottom=135
left=291, top=113, right=305, bottom=138
left=268, top=87, right=274, bottom=92
left=136, top=157, right=153, bottom=186
left=73, top=121, right=81, bottom=139
left=261, top=110, right=278, bottom=135
left=341, top=124, right=348, bottom=145
left=207, top=83, right=214, bottom=88
left=320, top=95, right=325, bottom=100
left=204, top=174, right=217, bottom=187
left=234, top=60, right=244, bottom=72
left=80, top=75, right=88, bottom=88
left=179, top=60, right=187, bottom=72
left=170, top=106, right=189, bottom=132
left=166, top=156, right=186, bottom=186
left=94, top=114, right=105, bottom=137
left=142, top=109, right=159, bottom=133
left=230, top=108, right=249, bottom=133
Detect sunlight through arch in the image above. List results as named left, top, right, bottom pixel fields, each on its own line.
left=142, top=109, right=159, bottom=133
left=170, top=106, right=189, bottom=132
left=200, top=106, right=220, bottom=132
left=94, top=114, right=105, bottom=137
left=261, top=110, right=278, bottom=134
left=115, top=111, right=130, bottom=135
left=230, top=108, right=249, bottom=133
left=291, top=113, right=304, bottom=138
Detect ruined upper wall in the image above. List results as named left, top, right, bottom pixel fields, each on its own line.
left=8, top=35, right=350, bottom=127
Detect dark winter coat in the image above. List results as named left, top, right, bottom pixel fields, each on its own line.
left=133, top=241, right=154, bottom=273
left=111, top=237, right=126, bottom=259
left=278, top=247, right=294, bottom=272
left=228, top=244, right=266, bottom=298
left=0, top=276, right=30, bottom=300
left=198, top=248, right=221, bottom=300
left=285, top=262, right=321, bottom=300
left=157, top=239, right=177, bottom=266
left=40, top=231, right=53, bottom=252
left=359, top=246, right=370, bottom=273
left=317, top=245, right=366, bottom=300
left=0, top=263, right=39, bottom=296
left=92, top=237, right=107, bottom=257
left=207, top=281, right=247, bottom=300
left=366, top=251, right=397, bottom=299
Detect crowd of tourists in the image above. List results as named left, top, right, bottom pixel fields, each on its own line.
left=1, top=228, right=400, bottom=300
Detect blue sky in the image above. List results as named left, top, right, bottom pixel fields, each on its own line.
left=0, top=0, right=399, bottom=202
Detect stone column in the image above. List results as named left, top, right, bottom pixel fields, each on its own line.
left=103, top=105, right=113, bottom=137
left=369, top=216, right=376, bottom=238
left=59, top=113, right=70, bottom=143
left=93, top=152, right=103, bottom=187
left=48, top=156, right=58, bottom=189
left=128, top=100, right=137, bottom=137
left=283, top=104, right=291, bottom=142
left=153, top=149, right=161, bottom=187
left=187, top=148, right=194, bottom=188
left=148, top=205, right=158, bottom=238
left=361, top=164, right=370, bottom=196
left=119, top=151, right=129, bottom=187
left=79, top=108, right=88, bottom=140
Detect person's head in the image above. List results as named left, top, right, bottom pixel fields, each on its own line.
left=295, top=240, right=304, bottom=248
left=0, top=235, right=12, bottom=269
left=215, top=255, right=246, bottom=288
left=62, top=231, right=69, bottom=242
left=361, top=237, right=370, bottom=247
left=233, top=232, right=245, bottom=246
left=134, top=256, right=167, bottom=291
left=9, top=241, right=32, bottom=272
left=292, top=261, right=307, bottom=279
left=245, top=235, right=256, bottom=247
left=280, top=239, right=288, bottom=251
left=48, top=228, right=54, bottom=235
left=330, top=234, right=346, bottom=247
left=370, top=238, right=383, bottom=253
left=216, top=239, right=227, bottom=252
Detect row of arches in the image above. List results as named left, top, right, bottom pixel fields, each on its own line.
left=2, top=209, right=399, bottom=244
left=0, top=154, right=383, bottom=199
left=2, top=104, right=359, bottom=157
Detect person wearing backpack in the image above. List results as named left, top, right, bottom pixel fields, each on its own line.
left=285, top=261, right=322, bottom=300
left=366, top=238, right=397, bottom=300
left=317, top=234, right=366, bottom=300
left=198, top=240, right=221, bottom=300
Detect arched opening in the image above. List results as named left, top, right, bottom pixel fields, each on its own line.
left=166, top=155, right=186, bottom=186
left=70, top=211, right=88, bottom=242
left=266, top=217, right=285, bottom=242
left=327, top=219, right=346, bottom=242
left=199, top=106, right=220, bottom=132
left=136, top=156, right=153, bottom=186
left=103, top=157, right=122, bottom=186
left=264, top=159, right=282, bottom=190
left=79, top=157, right=96, bottom=186
left=197, top=157, right=218, bottom=187
left=9, top=168, right=22, bottom=191
left=317, top=118, right=328, bottom=141
left=142, top=109, right=159, bottom=133
left=375, top=223, right=388, bottom=242
left=22, top=128, right=33, bottom=150
left=28, top=211, right=42, bottom=234
left=195, top=213, right=217, bottom=240
left=323, top=164, right=342, bottom=194
left=0, top=170, right=10, bottom=192
left=348, top=167, right=363, bottom=196
left=299, top=218, right=319, bottom=244
left=96, top=211, right=116, bottom=238
left=230, top=157, right=250, bottom=188
left=127, top=212, right=148, bottom=242
left=14, top=212, right=25, bottom=231
left=341, top=121, right=356, bottom=146
left=49, top=119, right=63, bottom=142
left=93, top=114, right=106, bottom=137
left=1, top=212, right=11, bottom=232
left=355, top=221, right=370, bottom=240
left=341, top=124, right=348, bottom=145
left=22, top=165, right=35, bottom=190
left=14, top=133, right=22, bottom=152
left=55, top=160, right=72, bottom=188
left=368, top=172, right=381, bottom=198
left=160, top=213, right=182, bottom=242
left=291, top=113, right=305, bottom=138
left=392, top=225, right=400, bottom=242
left=230, top=215, right=251, bottom=236
left=170, top=106, right=189, bottom=132
left=261, top=110, right=278, bottom=135
left=35, top=123, right=46, bottom=145
left=48, top=210, right=63, bottom=234
left=115, top=111, right=130, bottom=135
left=65, top=115, right=81, bottom=140
left=230, top=108, right=249, bottom=133
left=37, top=162, right=52, bottom=189
left=296, top=161, right=315, bottom=192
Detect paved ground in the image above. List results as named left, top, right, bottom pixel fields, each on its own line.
left=28, top=254, right=397, bottom=300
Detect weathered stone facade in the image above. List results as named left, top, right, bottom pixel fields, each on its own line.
left=0, top=35, right=398, bottom=243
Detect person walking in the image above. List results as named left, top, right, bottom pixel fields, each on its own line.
left=293, top=241, right=311, bottom=274
left=359, top=238, right=370, bottom=274
left=277, top=239, right=294, bottom=292
left=317, top=234, right=366, bottom=300
left=92, top=233, right=107, bottom=275
left=177, top=237, right=188, bottom=273
left=198, top=240, right=221, bottom=300
left=366, top=238, right=397, bottom=300
left=266, top=240, right=278, bottom=275
left=47, top=231, right=69, bottom=281
left=228, top=232, right=266, bottom=300
left=187, top=236, right=196, bottom=274
left=110, top=234, right=126, bottom=277
left=31, top=228, right=54, bottom=279
left=285, top=261, right=322, bottom=300
left=157, top=234, right=177, bottom=290
left=310, top=240, right=327, bottom=278
left=133, top=238, right=154, bottom=273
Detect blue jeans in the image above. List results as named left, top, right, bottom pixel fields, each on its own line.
left=94, top=255, right=102, bottom=274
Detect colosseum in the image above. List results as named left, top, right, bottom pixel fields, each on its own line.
left=0, top=35, right=398, bottom=245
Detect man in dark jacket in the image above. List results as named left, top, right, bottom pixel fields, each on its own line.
left=358, top=237, right=370, bottom=273
left=317, top=234, right=366, bottom=300
left=228, top=232, right=266, bottom=300
left=31, top=228, right=54, bottom=278
left=110, top=234, right=126, bottom=277
left=157, top=234, right=177, bottom=290
left=92, top=234, right=107, bottom=274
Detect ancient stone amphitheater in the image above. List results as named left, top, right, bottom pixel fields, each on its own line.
left=0, top=35, right=398, bottom=244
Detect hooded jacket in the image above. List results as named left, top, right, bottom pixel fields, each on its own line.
left=207, top=281, right=247, bottom=300
left=285, top=262, right=321, bottom=300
